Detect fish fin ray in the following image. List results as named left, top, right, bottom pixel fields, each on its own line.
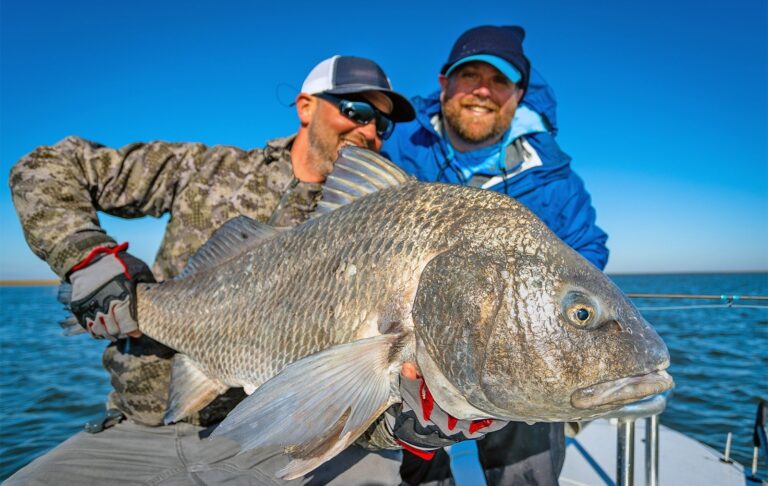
left=58, top=315, right=86, bottom=336
left=211, top=333, right=402, bottom=479
left=55, top=283, right=85, bottom=336
left=311, top=147, right=412, bottom=219
left=178, top=216, right=282, bottom=278
left=164, top=354, right=229, bottom=424
left=57, top=282, right=71, bottom=305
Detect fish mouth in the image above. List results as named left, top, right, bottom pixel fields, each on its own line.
left=570, top=370, right=674, bottom=410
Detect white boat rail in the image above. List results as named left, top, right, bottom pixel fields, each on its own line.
left=598, top=392, right=669, bottom=486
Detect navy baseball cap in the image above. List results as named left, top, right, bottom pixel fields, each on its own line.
left=442, top=26, right=531, bottom=91
left=301, top=55, right=415, bottom=122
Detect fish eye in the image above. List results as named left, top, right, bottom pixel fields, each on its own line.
left=562, top=292, right=599, bottom=328
left=569, top=304, right=594, bottom=325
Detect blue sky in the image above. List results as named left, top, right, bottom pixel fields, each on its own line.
left=1, top=0, right=766, bottom=279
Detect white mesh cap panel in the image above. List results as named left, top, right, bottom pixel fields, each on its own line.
left=300, top=55, right=339, bottom=94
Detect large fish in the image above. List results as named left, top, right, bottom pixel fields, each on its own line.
left=80, top=148, right=674, bottom=478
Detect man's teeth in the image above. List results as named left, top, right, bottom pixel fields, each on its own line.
left=340, top=140, right=366, bottom=149
left=466, top=106, right=493, bottom=114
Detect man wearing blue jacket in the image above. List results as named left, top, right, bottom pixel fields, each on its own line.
left=384, top=25, right=609, bottom=485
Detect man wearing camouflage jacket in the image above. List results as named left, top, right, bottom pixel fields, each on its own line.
left=7, top=56, right=419, bottom=485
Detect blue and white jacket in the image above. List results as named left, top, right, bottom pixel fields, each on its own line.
left=383, top=70, right=609, bottom=269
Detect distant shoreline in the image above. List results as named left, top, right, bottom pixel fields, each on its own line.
left=0, top=280, right=60, bottom=287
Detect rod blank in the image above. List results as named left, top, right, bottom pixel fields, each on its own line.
left=627, top=293, right=768, bottom=301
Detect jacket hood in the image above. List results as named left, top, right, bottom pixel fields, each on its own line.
left=524, top=68, right=559, bottom=135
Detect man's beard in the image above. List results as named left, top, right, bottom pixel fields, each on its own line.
left=442, top=96, right=513, bottom=146
left=307, top=121, right=338, bottom=178
left=307, top=122, right=373, bottom=178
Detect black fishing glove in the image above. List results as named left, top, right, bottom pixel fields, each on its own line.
left=68, top=242, right=155, bottom=341
left=388, top=376, right=508, bottom=459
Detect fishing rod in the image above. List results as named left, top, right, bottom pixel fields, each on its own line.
left=626, top=293, right=768, bottom=311
left=627, top=293, right=768, bottom=301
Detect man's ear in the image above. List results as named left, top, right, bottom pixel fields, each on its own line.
left=438, top=74, right=449, bottom=105
left=438, top=74, right=449, bottom=92
left=515, top=88, right=524, bottom=104
left=295, top=93, right=316, bottom=126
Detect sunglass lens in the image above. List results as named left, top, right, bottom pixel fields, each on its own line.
left=338, top=99, right=394, bottom=139
left=341, top=102, right=375, bottom=125
left=376, top=116, right=394, bottom=140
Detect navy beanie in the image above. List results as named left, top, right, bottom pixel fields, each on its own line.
left=442, top=25, right=531, bottom=92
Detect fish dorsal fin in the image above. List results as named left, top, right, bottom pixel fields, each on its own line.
left=312, top=146, right=413, bottom=219
left=178, top=216, right=281, bottom=278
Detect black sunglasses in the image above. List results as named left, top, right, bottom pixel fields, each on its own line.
left=316, top=93, right=395, bottom=140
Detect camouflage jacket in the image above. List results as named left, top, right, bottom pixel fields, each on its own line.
left=10, top=135, right=323, bottom=425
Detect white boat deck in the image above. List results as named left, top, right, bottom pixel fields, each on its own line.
left=560, top=418, right=748, bottom=485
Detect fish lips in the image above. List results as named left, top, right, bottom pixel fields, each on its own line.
left=570, top=369, right=674, bottom=410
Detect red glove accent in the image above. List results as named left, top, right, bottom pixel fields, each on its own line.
left=71, top=242, right=131, bottom=277
left=469, top=418, right=494, bottom=434
left=419, top=379, right=435, bottom=421
left=396, top=439, right=437, bottom=460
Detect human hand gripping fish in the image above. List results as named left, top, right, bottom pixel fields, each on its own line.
left=66, top=243, right=153, bottom=341
left=61, top=147, right=673, bottom=479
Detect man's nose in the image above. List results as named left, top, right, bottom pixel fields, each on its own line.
left=358, top=121, right=380, bottom=145
left=471, top=81, right=492, bottom=98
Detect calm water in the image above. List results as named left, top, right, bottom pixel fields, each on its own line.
left=1, top=273, right=766, bottom=480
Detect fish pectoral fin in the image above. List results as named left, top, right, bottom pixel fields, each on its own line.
left=164, top=354, right=229, bottom=424
left=210, top=333, right=403, bottom=480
